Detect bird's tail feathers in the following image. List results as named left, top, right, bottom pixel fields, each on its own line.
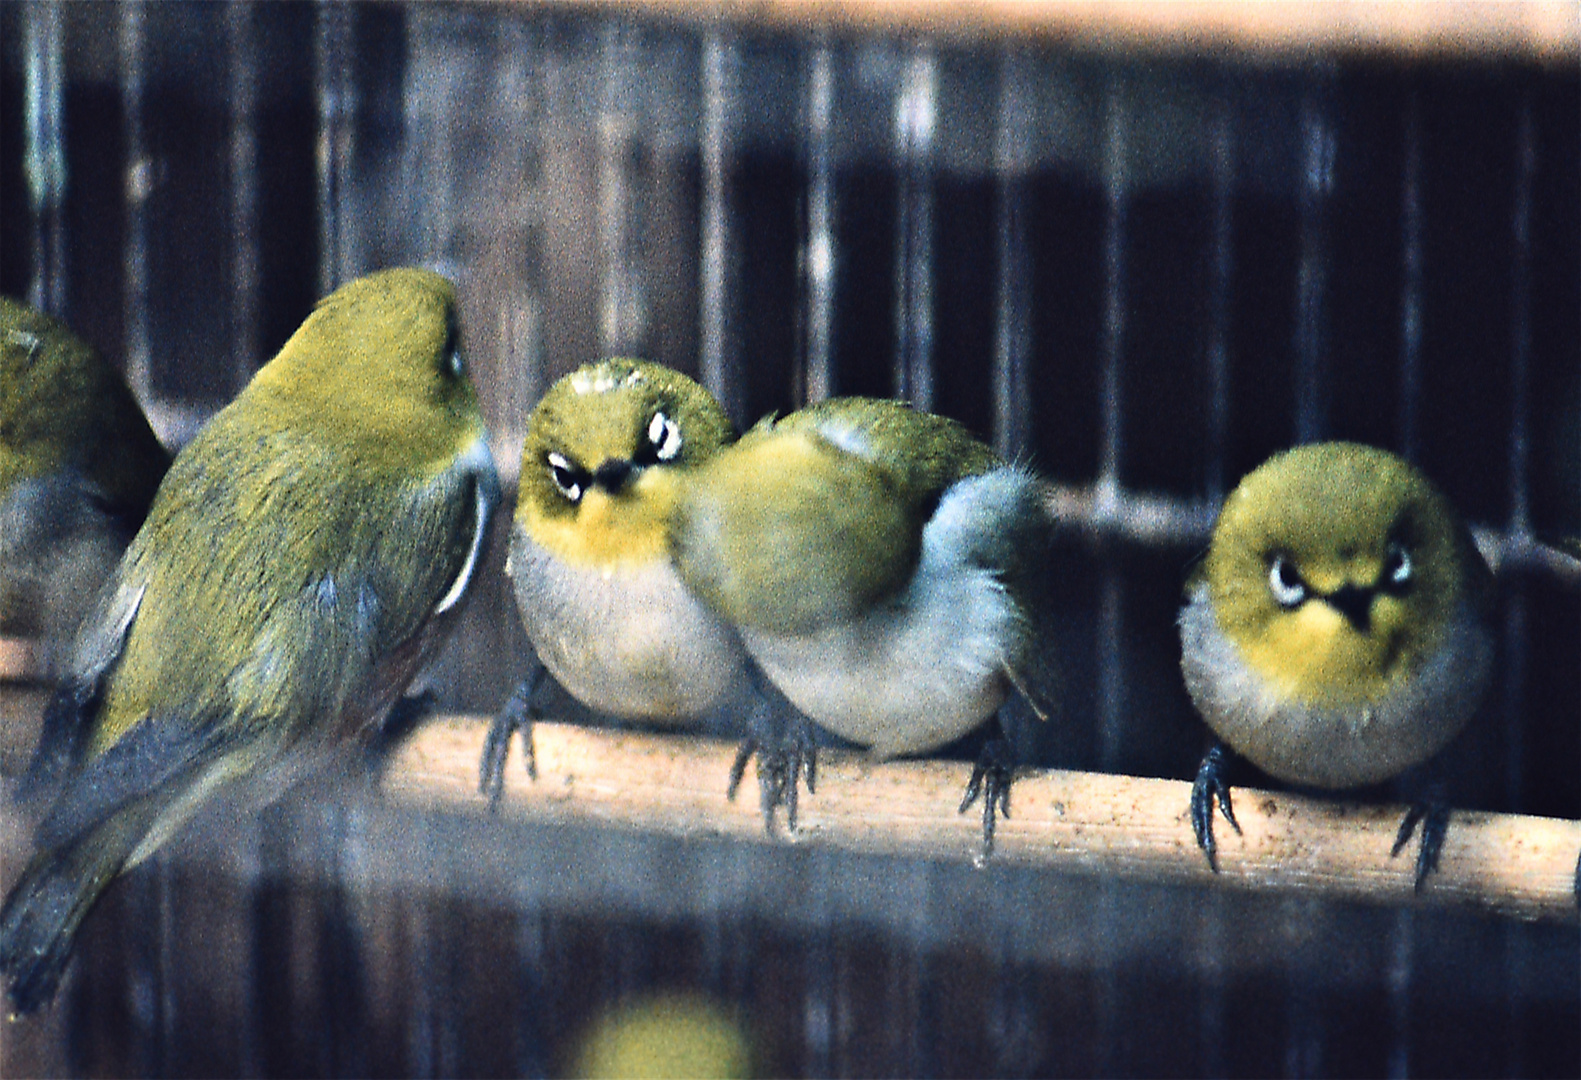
left=0, top=798, right=159, bottom=1017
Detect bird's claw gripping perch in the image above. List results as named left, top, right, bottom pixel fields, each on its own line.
left=480, top=669, right=544, bottom=806
left=1391, top=800, right=1449, bottom=892
left=959, top=737, right=1014, bottom=859
left=1191, top=743, right=1241, bottom=873
left=728, top=723, right=817, bottom=835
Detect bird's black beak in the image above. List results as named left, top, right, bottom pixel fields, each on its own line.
left=592, top=458, right=634, bottom=494
left=1323, top=584, right=1374, bottom=633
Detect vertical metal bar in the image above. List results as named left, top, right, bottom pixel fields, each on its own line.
left=991, top=45, right=1032, bottom=461
left=512, top=900, right=550, bottom=1079
left=228, top=1, right=260, bottom=390
left=406, top=815, right=437, bottom=1076
left=23, top=0, right=67, bottom=316
left=1283, top=896, right=1325, bottom=1077
left=1507, top=101, right=1535, bottom=540
left=1098, top=82, right=1126, bottom=496
left=121, top=0, right=152, bottom=401
left=315, top=0, right=353, bottom=292
left=1095, top=64, right=1128, bottom=1057
left=494, top=15, right=543, bottom=478
left=235, top=820, right=263, bottom=1078
left=1500, top=590, right=1531, bottom=1078
left=1091, top=877, right=1120, bottom=1075
left=903, top=859, right=934, bottom=1077
left=1205, top=88, right=1234, bottom=500
left=802, top=851, right=834, bottom=1077
left=1397, top=89, right=1424, bottom=462
left=1386, top=908, right=1414, bottom=1078
left=1196, top=890, right=1228, bottom=1076
left=401, top=7, right=454, bottom=274
left=1096, top=80, right=1126, bottom=772
left=1095, top=89, right=1128, bottom=1080
left=802, top=40, right=835, bottom=405
left=596, top=22, right=644, bottom=357
left=1500, top=105, right=1537, bottom=1073
left=1293, top=69, right=1335, bottom=445
left=893, top=47, right=935, bottom=410
left=1388, top=93, right=1424, bottom=1074
left=157, top=855, right=176, bottom=1074
left=1200, top=83, right=1236, bottom=1080
left=700, top=31, right=743, bottom=423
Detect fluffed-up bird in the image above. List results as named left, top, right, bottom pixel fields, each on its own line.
left=671, top=397, right=1053, bottom=851
left=0, top=268, right=499, bottom=1016
left=1179, top=441, right=1493, bottom=888
left=1, top=298, right=170, bottom=665
left=480, top=358, right=750, bottom=800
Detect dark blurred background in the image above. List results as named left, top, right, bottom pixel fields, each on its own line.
left=1, top=2, right=1577, bottom=1076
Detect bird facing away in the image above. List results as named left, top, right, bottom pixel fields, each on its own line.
left=672, top=396, right=1053, bottom=850
left=1180, top=441, right=1493, bottom=887
left=0, top=267, right=499, bottom=1016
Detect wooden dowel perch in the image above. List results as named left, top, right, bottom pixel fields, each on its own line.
left=385, top=716, right=1581, bottom=925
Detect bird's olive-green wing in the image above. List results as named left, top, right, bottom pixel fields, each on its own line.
left=672, top=398, right=1000, bottom=636
left=86, top=400, right=495, bottom=752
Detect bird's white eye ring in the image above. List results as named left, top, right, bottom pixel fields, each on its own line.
left=647, top=411, right=682, bottom=462
left=449, top=348, right=465, bottom=378
left=546, top=452, right=583, bottom=503
left=1267, top=555, right=1308, bottom=609
left=1383, top=542, right=1412, bottom=590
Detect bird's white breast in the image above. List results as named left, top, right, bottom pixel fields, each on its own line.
left=743, top=467, right=1037, bottom=758
left=1178, top=581, right=1492, bottom=788
left=509, top=525, right=749, bottom=723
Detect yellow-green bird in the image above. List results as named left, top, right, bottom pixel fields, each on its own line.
left=672, top=397, right=1052, bottom=850
left=1180, top=441, right=1493, bottom=887
left=481, top=358, right=748, bottom=798
left=1, top=298, right=170, bottom=662
left=571, top=991, right=753, bottom=1080
left=0, top=268, right=499, bottom=1016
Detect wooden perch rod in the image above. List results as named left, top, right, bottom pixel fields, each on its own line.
left=385, top=716, right=1581, bottom=925
left=558, top=0, right=1579, bottom=59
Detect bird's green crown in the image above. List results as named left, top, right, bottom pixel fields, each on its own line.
left=1200, top=441, right=1488, bottom=707
left=249, top=267, right=482, bottom=476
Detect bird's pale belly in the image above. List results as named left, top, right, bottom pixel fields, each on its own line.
left=510, top=527, right=748, bottom=723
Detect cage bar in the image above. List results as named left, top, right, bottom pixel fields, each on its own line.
left=801, top=39, right=835, bottom=404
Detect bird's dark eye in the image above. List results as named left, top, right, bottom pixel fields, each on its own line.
left=1381, top=541, right=1413, bottom=594
left=1267, top=554, right=1308, bottom=609
left=546, top=452, right=586, bottom=503
left=643, top=410, right=682, bottom=463
left=440, top=321, right=464, bottom=378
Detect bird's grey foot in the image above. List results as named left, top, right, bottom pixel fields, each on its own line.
left=362, top=689, right=438, bottom=778
left=1391, top=800, right=1450, bottom=892
left=480, top=668, right=545, bottom=805
left=1191, top=743, right=1241, bottom=873
left=959, top=737, right=1014, bottom=858
left=727, top=720, right=817, bottom=835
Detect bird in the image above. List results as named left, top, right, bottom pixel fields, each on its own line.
left=1, top=297, right=170, bottom=666
left=570, top=991, right=753, bottom=1080
left=480, top=357, right=750, bottom=801
left=1179, top=440, right=1493, bottom=888
left=0, top=267, right=499, bottom=1016
left=671, top=396, right=1052, bottom=851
